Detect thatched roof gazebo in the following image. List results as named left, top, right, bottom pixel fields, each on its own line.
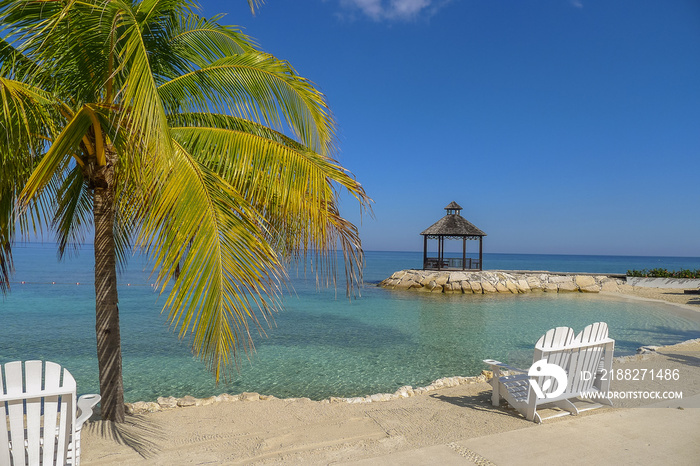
left=420, top=202, right=486, bottom=271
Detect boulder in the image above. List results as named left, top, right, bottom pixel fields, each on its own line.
left=240, top=392, right=260, bottom=402
left=481, top=281, right=497, bottom=293
left=198, top=396, right=217, bottom=406
left=543, top=282, right=558, bottom=292
left=548, top=275, right=571, bottom=283
left=157, top=396, right=178, bottom=409
left=517, top=279, right=532, bottom=292
left=435, top=275, right=449, bottom=286
left=394, top=278, right=413, bottom=290
left=575, top=275, right=596, bottom=288
left=420, top=273, right=438, bottom=286
left=600, top=280, right=620, bottom=292
left=527, top=276, right=543, bottom=291
left=125, top=402, right=146, bottom=414
left=177, top=395, right=197, bottom=407
left=558, top=281, right=578, bottom=292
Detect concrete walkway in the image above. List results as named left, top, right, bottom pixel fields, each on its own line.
left=626, top=277, right=700, bottom=289
left=343, top=394, right=700, bottom=465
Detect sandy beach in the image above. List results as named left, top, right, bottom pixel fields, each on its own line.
left=81, top=286, right=700, bottom=465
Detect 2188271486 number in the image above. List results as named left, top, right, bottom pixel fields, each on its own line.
left=593, top=368, right=680, bottom=381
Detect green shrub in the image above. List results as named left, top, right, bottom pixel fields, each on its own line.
left=626, top=269, right=700, bottom=278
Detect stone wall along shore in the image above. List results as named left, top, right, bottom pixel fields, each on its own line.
left=124, top=374, right=490, bottom=415
left=379, top=269, right=625, bottom=294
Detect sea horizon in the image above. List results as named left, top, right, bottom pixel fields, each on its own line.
left=9, top=242, right=700, bottom=281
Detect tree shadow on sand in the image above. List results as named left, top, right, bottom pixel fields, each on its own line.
left=83, top=414, right=164, bottom=459
left=429, top=390, right=525, bottom=421
left=657, top=351, right=700, bottom=369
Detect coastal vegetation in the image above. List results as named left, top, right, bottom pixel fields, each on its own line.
left=0, top=0, right=369, bottom=422
left=627, top=269, right=700, bottom=279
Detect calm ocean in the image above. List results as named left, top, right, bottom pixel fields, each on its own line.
left=2, top=245, right=700, bottom=401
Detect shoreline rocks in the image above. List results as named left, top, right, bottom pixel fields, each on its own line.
left=124, top=374, right=490, bottom=415
left=379, top=269, right=624, bottom=294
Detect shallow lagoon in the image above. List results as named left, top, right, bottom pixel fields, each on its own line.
left=1, top=247, right=699, bottom=401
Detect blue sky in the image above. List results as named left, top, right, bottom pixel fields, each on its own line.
left=202, top=0, right=700, bottom=257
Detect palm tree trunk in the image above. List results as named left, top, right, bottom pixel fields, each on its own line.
left=93, top=156, right=125, bottom=423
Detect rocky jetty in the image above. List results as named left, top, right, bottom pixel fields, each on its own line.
left=379, top=270, right=624, bottom=294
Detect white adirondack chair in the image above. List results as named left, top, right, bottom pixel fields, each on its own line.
left=484, top=322, right=614, bottom=423
left=0, top=361, right=101, bottom=466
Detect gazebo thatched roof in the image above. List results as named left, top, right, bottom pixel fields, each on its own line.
left=420, top=204, right=486, bottom=237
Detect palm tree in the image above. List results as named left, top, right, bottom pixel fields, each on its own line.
left=0, top=0, right=369, bottom=422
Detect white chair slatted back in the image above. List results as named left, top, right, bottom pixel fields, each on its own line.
left=573, top=322, right=613, bottom=394
left=1, top=361, right=77, bottom=466
left=533, top=323, right=613, bottom=401
left=532, top=327, right=575, bottom=397
left=25, top=360, right=44, bottom=466
left=576, top=322, right=608, bottom=343
left=566, top=342, right=605, bottom=394
left=0, top=371, right=8, bottom=466
left=4, top=362, right=27, bottom=466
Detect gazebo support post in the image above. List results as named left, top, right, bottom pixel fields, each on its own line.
left=423, top=235, right=428, bottom=270
left=479, top=237, right=483, bottom=271
left=462, top=237, right=466, bottom=271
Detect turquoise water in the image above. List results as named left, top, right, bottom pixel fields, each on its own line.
left=1, top=245, right=700, bottom=401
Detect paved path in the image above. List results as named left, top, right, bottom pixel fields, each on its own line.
left=342, top=394, right=700, bottom=465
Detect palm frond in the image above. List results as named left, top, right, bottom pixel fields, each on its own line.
left=19, top=105, right=92, bottom=205
left=169, top=13, right=258, bottom=70
left=134, top=139, right=285, bottom=380
left=110, top=1, right=173, bottom=160
left=159, top=52, right=336, bottom=154
left=52, top=166, right=91, bottom=259
left=170, top=115, right=370, bottom=293
left=0, top=75, right=59, bottom=291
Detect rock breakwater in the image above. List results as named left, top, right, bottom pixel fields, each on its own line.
left=379, top=270, right=624, bottom=294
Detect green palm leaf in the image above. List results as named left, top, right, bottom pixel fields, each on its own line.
left=159, top=52, right=335, bottom=154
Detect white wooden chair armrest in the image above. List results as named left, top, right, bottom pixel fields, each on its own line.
left=482, top=359, right=527, bottom=374
left=75, top=394, right=101, bottom=430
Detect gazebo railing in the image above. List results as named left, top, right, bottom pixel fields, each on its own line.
left=424, top=257, right=481, bottom=270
